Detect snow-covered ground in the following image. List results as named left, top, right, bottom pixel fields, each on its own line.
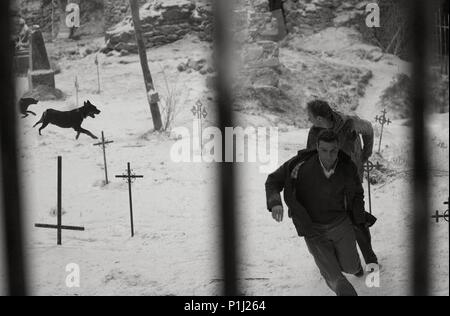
left=1, top=34, right=448, bottom=296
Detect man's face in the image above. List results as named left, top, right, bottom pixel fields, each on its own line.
left=317, top=140, right=339, bottom=169
left=308, top=111, right=328, bottom=129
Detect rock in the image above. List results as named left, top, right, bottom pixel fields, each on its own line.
left=305, top=4, right=318, bottom=12
left=119, top=49, right=130, bottom=57
left=253, top=0, right=269, bottom=12
left=243, top=41, right=280, bottom=69
left=368, top=49, right=384, bottom=62
left=254, top=68, right=280, bottom=87
left=22, top=85, right=65, bottom=101
left=356, top=1, right=371, bottom=10
left=177, top=62, right=187, bottom=72
left=104, top=0, right=213, bottom=53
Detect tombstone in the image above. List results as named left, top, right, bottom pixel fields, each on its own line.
left=14, top=49, right=30, bottom=77
left=28, top=27, right=55, bottom=90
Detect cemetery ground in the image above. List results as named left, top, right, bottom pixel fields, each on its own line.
left=2, top=31, right=449, bottom=295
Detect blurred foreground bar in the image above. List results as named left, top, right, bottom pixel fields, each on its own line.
left=0, top=0, right=28, bottom=296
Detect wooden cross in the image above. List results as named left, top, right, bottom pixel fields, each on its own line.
left=432, top=198, right=449, bottom=223
left=375, top=109, right=392, bottom=153
left=191, top=100, right=208, bottom=154
left=75, top=76, right=79, bottom=107
left=363, top=160, right=383, bottom=215
left=95, top=54, right=101, bottom=94
left=35, top=156, right=85, bottom=245
left=115, top=163, right=144, bottom=237
left=93, top=131, right=114, bottom=184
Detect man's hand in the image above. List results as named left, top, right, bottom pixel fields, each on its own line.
left=271, top=205, right=284, bottom=222
left=362, top=150, right=372, bottom=163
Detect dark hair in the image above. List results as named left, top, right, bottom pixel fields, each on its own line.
left=317, top=130, right=339, bottom=146
left=307, top=100, right=333, bottom=121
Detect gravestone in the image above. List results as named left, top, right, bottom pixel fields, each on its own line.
left=14, top=49, right=30, bottom=77
left=28, top=27, right=55, bottom=90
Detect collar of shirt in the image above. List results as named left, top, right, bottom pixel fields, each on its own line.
left=318, top=157, right=339, bottom=179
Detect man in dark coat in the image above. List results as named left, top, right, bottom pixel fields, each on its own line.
left=265, top=130, right=367, bottom=296
left=306, top=100, right=378, bottom=266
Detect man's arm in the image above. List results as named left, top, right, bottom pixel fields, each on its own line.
left=353, top=117, right=374, bottom=161
left=349, top=161, right=366, bottom=225
left=265, top=160, right=290, bottom=211
left=265, top=158, right=319, bottom=237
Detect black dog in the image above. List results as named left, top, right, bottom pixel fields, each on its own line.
left=19, top=97, right=39, bottom=118
left=33, top=100, right=101, bottom=140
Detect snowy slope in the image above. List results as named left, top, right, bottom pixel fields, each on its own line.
left=0, top=35, right=448, bottom=296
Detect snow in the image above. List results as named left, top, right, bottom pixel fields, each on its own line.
left=0, top=31, right=448, bottom=296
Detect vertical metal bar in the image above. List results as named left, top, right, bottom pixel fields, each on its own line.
left=0, top=0, right=28, bottom=296
left=96, top=59, right=101, bottom=94
left=75, top=76, right=79, bottom=107
left=213, top=0, right=239, bottom=296
left=128, top=162, right=134, bottom=237
left=57, top=156, right=62, bottom=245
left=378, top=122, right=384, bottom=153
left=410, top=0, right=431, bottom=296
left=444, top=12, right=447, bottom=74
left=436, top=9, right=442, bottom=73
left=102, top=132, right=109, bottom=184
left=438, top=8, right=442, bottom=73
left=367, top=169, right=372, bottom=215
left=434, top=11, right=438, bottom=71
left=51, top=0, right=54, bottom=41
left=199, top=112, right=203, bottom=157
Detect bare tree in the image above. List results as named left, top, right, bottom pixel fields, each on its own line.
left=129, top=0, right=162, bottom=131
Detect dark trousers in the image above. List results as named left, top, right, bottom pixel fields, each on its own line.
left=354, top=224, right=378, bottom=265
left=305, top=217, right=361, bottom=296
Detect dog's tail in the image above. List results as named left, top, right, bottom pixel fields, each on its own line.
left=33, top=110, right=46, bottom=128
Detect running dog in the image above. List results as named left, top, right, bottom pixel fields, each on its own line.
left=33, top=100, right=101, bottom=140
left=19, top=97, right=39, bottom=118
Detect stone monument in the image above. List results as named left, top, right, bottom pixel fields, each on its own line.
left=28, top=27, right=55, bottom=90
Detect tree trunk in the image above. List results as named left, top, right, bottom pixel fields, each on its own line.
left=129, top=0, right=162, bottom=131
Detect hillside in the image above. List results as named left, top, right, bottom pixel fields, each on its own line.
left=3, top=0, right=448, bottom=296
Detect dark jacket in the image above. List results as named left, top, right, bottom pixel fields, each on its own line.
left=307, top=111, right=374, bottom=181
left=265, top=149, right=367, bottom=237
